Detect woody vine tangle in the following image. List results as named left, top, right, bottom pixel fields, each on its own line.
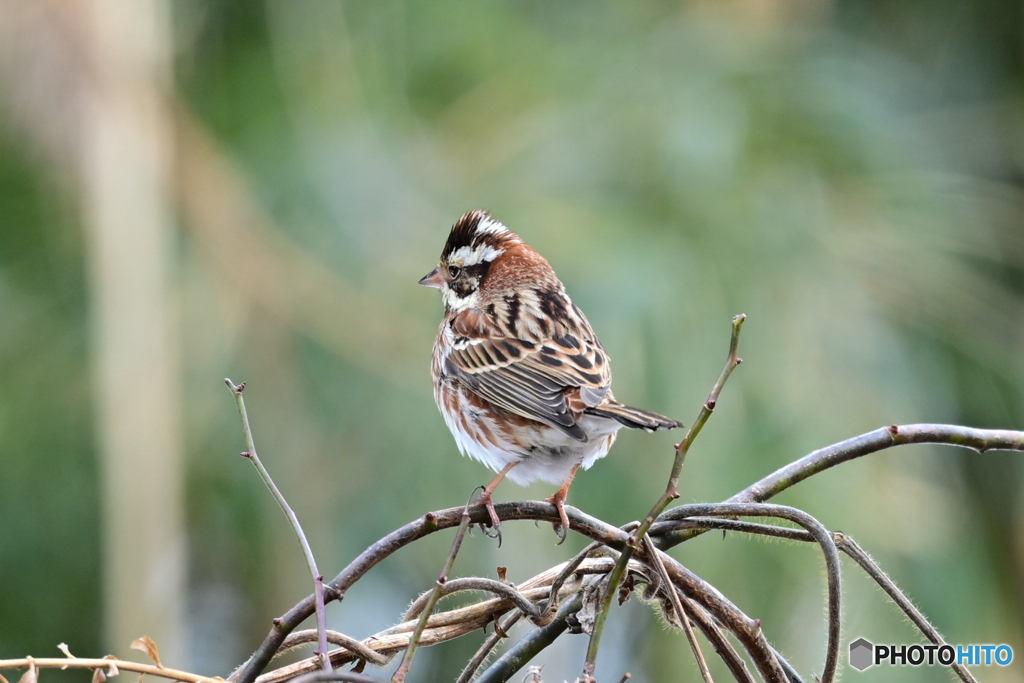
left=220, top=314, right=1020, bottom=683
left=2, top=315, right=1024, bottom=683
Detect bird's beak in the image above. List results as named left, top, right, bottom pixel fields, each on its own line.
left=418, top=267, right=444, bottom=289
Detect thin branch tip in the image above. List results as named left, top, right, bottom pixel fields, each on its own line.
left=582, top=314, right=747, bottom=679
left=227, top=383, right=331, bottom=675
left=224, top=378, right=246, bottom=394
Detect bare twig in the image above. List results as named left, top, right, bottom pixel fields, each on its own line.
left=834, top=534, right=977, bottom=683
left=656, top=516, right=973, bottom=683
left=641, top=535, right=713, bottom=682
left=652, top=552, right=788, bottom=682
left=659, top=424, right=1024, bottom=550
left=682, top=602, right=756, bottom=683
left=582, top=314, right=746, bottom=680
left=289, top=671, right=384, bottom=683
left=403, top=577, right=544, bottom=621
left=769, top=647, right=805, bottom=683
left=0, top=658, right=219, bottom=683
left=277, top=631, right=389, bottom=667
left=734, top=423, right=1024, bottom=504
left=225, top=379, right=331, bottom=674
left=391, top=490, right=477, bottom=682
left=536, top=540, right=605, bottom=622
left=474, top=593, right=585, bottom=683
left=651, top=516, right=811, bottom=542
left=455, top=611, right=523, bottom=683
left=659, top=503, right=841, bottom=683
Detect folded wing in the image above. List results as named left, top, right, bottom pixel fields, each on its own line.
left=444, top=325, right=611, bottom=443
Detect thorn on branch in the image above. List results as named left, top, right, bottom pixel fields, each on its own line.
left=239, top=452, right=252, bottom=459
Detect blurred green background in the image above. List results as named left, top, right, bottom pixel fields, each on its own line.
left=1, top=1, right=1023, bottom=681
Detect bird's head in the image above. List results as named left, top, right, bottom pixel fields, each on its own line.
left=420, top=210, right=537, bottom=313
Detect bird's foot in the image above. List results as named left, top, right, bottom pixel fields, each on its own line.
left=545, top=464, right=579, bottom=545
left=544, top=491, right=572, bottom=545
left=475, top=489, right=504, bottom=545
left=472, top=462, right=518, bottom=546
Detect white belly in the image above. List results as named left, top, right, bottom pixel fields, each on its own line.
left=439, top=384, right=622, bottom=485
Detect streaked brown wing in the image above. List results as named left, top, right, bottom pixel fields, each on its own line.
left=445, top=324, right=611, bottom=442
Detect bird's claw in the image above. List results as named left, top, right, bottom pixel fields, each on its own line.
left=479, top=523, right=502, bottom=544
left=476, top=490, right=504, bottom=546
left=545, top=494, right=572, bottom=545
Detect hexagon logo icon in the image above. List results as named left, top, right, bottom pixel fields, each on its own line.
left=849, top=637, right=874, bottom=671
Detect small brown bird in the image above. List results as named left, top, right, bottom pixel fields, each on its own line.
left=421, top=210, right=682, bottom=539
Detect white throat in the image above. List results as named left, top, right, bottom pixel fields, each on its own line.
left=443, top=287, right=479, bottom=313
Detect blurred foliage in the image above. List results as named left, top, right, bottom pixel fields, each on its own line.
left=2, top=1, right=1024, bottom=681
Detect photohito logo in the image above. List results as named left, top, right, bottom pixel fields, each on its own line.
left=849, top=637, right=1013, bottom=671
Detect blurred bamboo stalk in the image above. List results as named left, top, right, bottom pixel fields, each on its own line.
left=80, top=0, right=184, bottom=664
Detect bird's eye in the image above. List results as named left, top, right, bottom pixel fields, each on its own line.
left=448, top=265, right=462, bottom=279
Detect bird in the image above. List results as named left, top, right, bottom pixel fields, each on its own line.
left=420, top=210, right=682, bottom=541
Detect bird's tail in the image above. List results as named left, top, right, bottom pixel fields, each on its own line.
left=585, top=401, right=683, bottom=432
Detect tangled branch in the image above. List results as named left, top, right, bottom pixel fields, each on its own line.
left=4, top=315, right=1021, bottom=683
left=220, top=316, right=1021, bottom=682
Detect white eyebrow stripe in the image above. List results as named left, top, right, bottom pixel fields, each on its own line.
left=449, top=243, right=505, bottom=266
